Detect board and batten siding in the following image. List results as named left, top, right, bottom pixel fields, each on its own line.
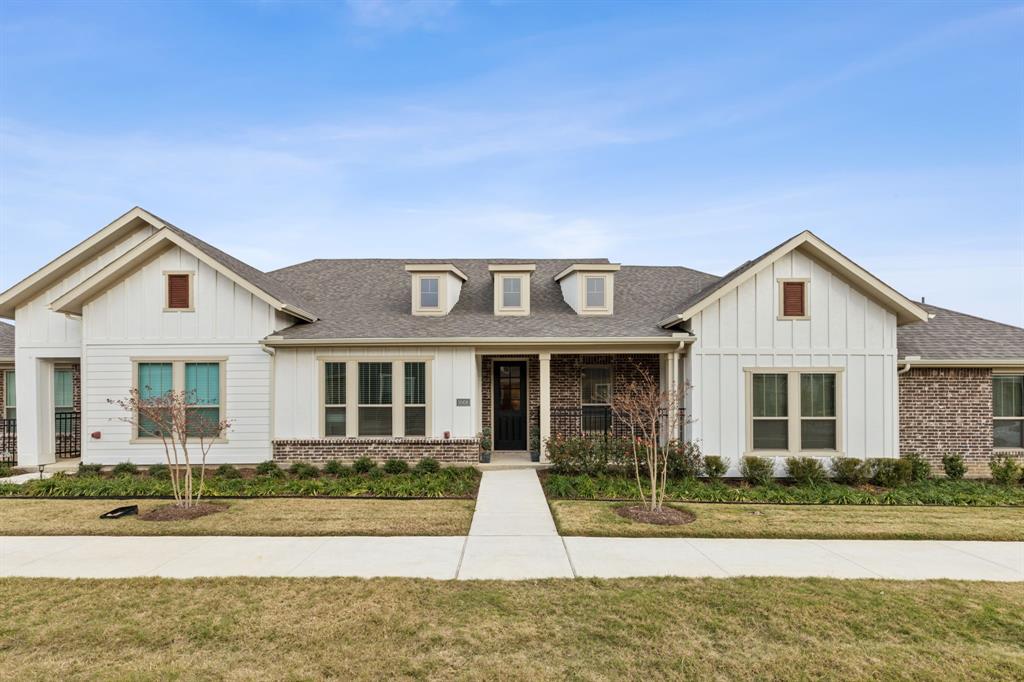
left=683, top=249, right=899, bottom=473
left=273, top=346, right=478, bottom=440
left=80, top=245, right=288, bottom=464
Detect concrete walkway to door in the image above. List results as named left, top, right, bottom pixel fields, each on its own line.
left=2, top=469, right=1022, bottom=581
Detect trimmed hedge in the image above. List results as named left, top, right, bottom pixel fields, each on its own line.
left=0, top=467, right=480, bottom=499
left=541, top=473, right=1024, bottom=507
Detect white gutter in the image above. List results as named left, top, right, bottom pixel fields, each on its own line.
left=898, top=355, right=919, bottom=374
left=261, top=334, right=697, bottom=349
left=900, top=358, right=1024, bottom=368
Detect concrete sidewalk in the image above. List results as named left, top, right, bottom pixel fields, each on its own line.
left=1, top=469, right=1022, bottom=581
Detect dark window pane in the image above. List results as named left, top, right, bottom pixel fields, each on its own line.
left=993, top=376, right=1023, bottom=418
left=752, top=419, right=788, bottom=450
left=994, top=420, right=1023, bottom=449
left=753, top=374, right=787, bottom=417
left=325, top=407, right=346, bottom=436
left=186, top=407, right=221, bottom=438
left=420, top=278, right=439, bottom=308
left=325, top=363, right=346, bottom=405
left=359, top=406, right=392, bottom=436
left=582, top=367, right=611, bottom=404
left=359, top=363, right=392, bottom=405
left=801, top=419, right=836, bottom=450
left=801, top=374, right=835, bottom=417
left=404, top=362, right=426, bottom=405
left=405, top=406, right=426, bottom=436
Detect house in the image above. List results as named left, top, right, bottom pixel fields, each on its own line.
left=0, top=206, right=1020, bottom=476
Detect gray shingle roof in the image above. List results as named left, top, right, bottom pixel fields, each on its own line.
left=0, top=321, right=13, bottom=358
left=897, top=304, right=1024, bottom=361
left=268, top=259, right=719, bottom=339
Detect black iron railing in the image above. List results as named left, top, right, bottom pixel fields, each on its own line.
left=0, top=418, right=14, bottom=463
left=54, top=411, right=81, bottom=458
left=550, top=406, right=687, bottom=440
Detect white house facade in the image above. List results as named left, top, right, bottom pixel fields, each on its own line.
left=1, top=207, right=1021, bottom=476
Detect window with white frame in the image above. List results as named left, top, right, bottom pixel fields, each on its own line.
left=324, top=362, right=347, bottom=437
left=994, top=374, right=1023, bottom=449
left=581, top=365, right=612, bottom=434
left=502, top=276, right=522, bottom=308
left=419, top=277, right=440, bottom=310
left=4, top=370, right=15, bottom=420
left=585, top=276, right=606, bottom=308
left=54, top=368, right=75, bottom=435
left=404, top=362, right=427, bottom=437
left=135, top=360, right=223, bottom=439
left=749, top=369, right=840, bottom=453
left=358, top=362, right=393, bottom=436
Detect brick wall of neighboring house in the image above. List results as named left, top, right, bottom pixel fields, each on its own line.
left=898, top=367, right=1002, bottom=477
left=550, top=353, right=661, bottom=438
left=0, top=365, right=14, bottom=459
left=272, top=438, right=479, bottom=464
left=480, top=355, right=541, bottom=437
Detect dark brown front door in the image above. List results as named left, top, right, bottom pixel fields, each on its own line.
left=493, top=361, right=527, bottom=450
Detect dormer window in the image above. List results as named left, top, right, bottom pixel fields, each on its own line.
left=405, top=264, right=467, bottom=316
left=419, top=277, right=440, bottom=310
left=779, top=279, right=809, bottom=319
left=489, top=264, right=534, bottom=316
left=554, top=263, right=620, bottom=316
left=585, top=276, right=605, bottom=308
left=165, top=272, right=193, bottom=311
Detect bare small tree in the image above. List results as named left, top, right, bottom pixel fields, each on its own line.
left=612, top=365, right=689, bottom=512
left=110, top=388, right=231, bottom=508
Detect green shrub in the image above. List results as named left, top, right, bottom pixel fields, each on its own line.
left=785, top=456, right=827, bottom=486
left=289, top=462, right=320, bottom=479
left=667, top=441, right=703, bottom=479
left=546, top=435, right=630, bottom=475
left=78, top=462, right=103, bottom=477
left=870, top=458, right=912, bottom=488
left=942, top=454, right=967, bottom=481
left=111, top=461, right=138, bottom=477
left=323, top=460, right=348, bottom=476
left=0, top=463, right=12, bottom=478
left=352, top=457, right=376, bottom=474
left=989, top=454, right=1022, bottom=486
left=702, top=455, right=727, bottom=482
left=383, top=459, right=409, bottom=475
left=902, top=453, right=931, bottom=482
left=147, top=463, right=170, bottom=480
left=739, top=456, right=775, bottom=486
left=255, top=460, right=284, bottom=477
left=831, top=457, right=869, bottom=486
left=215, top=464, right=241, bottom=479
left=414, top=458, right=441, bottom=474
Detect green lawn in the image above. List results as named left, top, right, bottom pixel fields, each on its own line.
left=1, top=577, right=1021, bottom=681
left=0, top=498, right=475, bottom=536
left=550, top=500, right=1024, bottom=541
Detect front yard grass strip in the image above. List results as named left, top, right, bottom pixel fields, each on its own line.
left=542, top=472, right=1024, bottom=507
left=2, top=577, right=1022, bottom=681
left=550, top=500, right=1024, bottom=541
left=0, top=498, right=475, bottom=536
left=0, top=467, right=480, bottom=499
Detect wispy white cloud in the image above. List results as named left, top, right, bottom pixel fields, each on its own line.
left=345, top=0, right=458, bottom=31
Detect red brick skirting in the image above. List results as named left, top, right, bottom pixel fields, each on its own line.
left=272, top=438, right=480, bottom=464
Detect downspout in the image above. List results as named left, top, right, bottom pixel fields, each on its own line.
left=898, top=355, right=920, bottom=375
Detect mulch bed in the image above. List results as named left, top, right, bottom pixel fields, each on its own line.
left=139, top=502, right=229, bottom=522
left=614, top=504, right=696, bottom=526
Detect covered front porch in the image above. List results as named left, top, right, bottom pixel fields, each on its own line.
left=1, top=359, right=82, bottom=467
left=477, top=347, right=686, bottom=462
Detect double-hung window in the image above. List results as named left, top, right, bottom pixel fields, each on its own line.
left=358, top=362, right=393, bottom=436
left=581, top=366, right=612, bottom=434
left=54, top=368, right=75, bottom=435
left=324, top=362, right=347, bottom=436
left=502, top=277, right=522, bottom=308
left=4, top=370, right=15, bottom=420
left=585, top=276, right=606, bottom=308
left=994, top=375, right=1024, bottom=449
left=404, top=362, right=427, bottom=437
left=419, top=277, right=440, bottom=310
left=749, top=369, right=840, bottom=453
left=135, top=360, right=223, bottom=439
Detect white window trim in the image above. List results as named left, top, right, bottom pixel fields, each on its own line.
left=744, top=367, right=844, bottom=456
left=412, top=274, right=446, bottom=316
left=494, top=272, right=530, bottom=316
left=579, top=273, right=614, bottom=315
left=130, top=358, right=227, bottom=443
left=318, top=357, right=433, bottom=439
left=777, top=278, right=810, bottom=320
left=163, top=270, right=195, bottom=312
left=993, top=371, right=1024, bottom=452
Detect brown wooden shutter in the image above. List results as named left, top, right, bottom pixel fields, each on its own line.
left=167, top=274, right=191, bottom=309
left=782, top=281, right=805, bottom=317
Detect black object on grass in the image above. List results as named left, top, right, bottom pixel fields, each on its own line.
left=99, top=505, right=139, bottom=519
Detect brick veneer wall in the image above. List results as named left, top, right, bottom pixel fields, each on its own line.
left=551, top=353, right=660, bottom=437
left=898, top=367, right=1002, bottom=477
left=0, top=364, right=14, bottom=458
left=480, top=355, right=540, bottom=436
left=273, top=438, right=479, bottom=464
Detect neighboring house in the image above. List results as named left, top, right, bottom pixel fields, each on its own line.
left=0, top=207, right=1020, bottom=476
left=0, top=321, right=15, bottom=460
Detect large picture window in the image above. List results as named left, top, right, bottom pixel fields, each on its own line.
left=135, top=360, right=224, bottom=440
left=358, top=362, right=393, bottom=436
left=994, top=375, right=1024, bottom=449
left=749, top=369, right=841, bottom=454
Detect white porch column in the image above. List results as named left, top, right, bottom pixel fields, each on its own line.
left=15, top=356, right=56, bottom=468
left=666, top=351, right=680, bottom=443
left=539, top=352, right=551, bottom=459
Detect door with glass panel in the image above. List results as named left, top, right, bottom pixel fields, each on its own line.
left=493, top=361, right=527, bottom=450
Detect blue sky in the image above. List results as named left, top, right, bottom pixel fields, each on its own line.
left=1, top=0, right=1022, bottom=325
